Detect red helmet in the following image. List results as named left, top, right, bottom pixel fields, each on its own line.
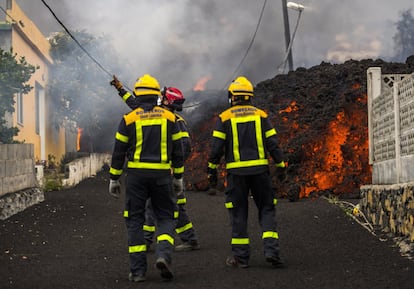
left=162, top=87, right=185, bottom=111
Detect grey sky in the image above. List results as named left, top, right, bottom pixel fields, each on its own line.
left=12, top=0, right=414, bottom=91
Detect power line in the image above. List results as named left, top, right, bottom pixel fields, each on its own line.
left=185, top=0, right=268, bottom=109
left=276, top=8, right=303, bottom=74
left=39, top=0, right=269, bottom=109
left=40, top=0, right=113, bottom=78
left=222, top=0, right=268, bottom=90
left=184, top=0, right=269, bottom=109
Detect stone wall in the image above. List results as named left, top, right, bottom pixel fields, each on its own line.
left=360, top=183, right=414, bottom=242
left=0, top=187, right=43, bottom=220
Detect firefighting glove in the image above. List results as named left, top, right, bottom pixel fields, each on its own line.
left=275, top=161, right=287, bottom=181
left=172, top=177, right=184, bottom=194
left=110, top=75, right=123, bottom=90
left=275, top=161, right=287, bottom=169
left=108, top=179, right=121, bottom=199
left=207, top=168, right=218, bottom=188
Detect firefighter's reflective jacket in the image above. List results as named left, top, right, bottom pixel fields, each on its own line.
left=208, top=104, right=284, bottom=175
left=119, top=89, right=191, bottom=161
left=109, top=104, right=185, bottom=179
left=120, top=89, right=138, bottom=110
left=174, top=112, right=191, bottom=161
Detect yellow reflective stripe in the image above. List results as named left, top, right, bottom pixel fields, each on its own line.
left=230, top=115, right=264, bottom=162
left=213, top=130, right=226, bottom=140
left=265, top=128, right=277, bottom=138
left=109, top=167, right=123, bottom=176
left=275, top=161, right=285, bottom=168
left=143, top=225, right=155, bottom=232
left=123, top=210, right=129, bottom=218
left=255, top=117, right=265, bottom=159
left=208, top=162, right=217, bottom=169
left=129, top=245, right=146, bottom=253
left=143, top=118, right=168, bottom=162
left=225, top=202, right=234, bottom=209
left=174, top=211, right=179, bottom=218
left=262, top=231, right=279, bottom=239
left=127, top=161, right=171, bottom=170
left=175, top=222, right=193, bottom=234
left=273, top=198, right=278, bottom=205
left=226, top=159, right=268, bottom=169
left=172, top=132, right=181, bottom=141
left=134, top=118, right=168, bottom=164
left=157, top=234, right=174, bottom=245
left=177, top=131, right=189, bottom=138
left=231, top=119, right=240, bottom=161
left=122, top=92, right=133, bottom=102
left=231, top=238, right=250, bottom=245
left=135, top=119, right=143, bottom=161
left=177, top=198, right=187, bottom=205
left=115, top=132, right=129, bottom=143
left=173, top=166, right=184, bottom=174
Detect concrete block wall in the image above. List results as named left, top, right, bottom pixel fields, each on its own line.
left=0, top=144, right=38, bottom=196
left=0, top=148, right=110, bottom=219
left=62, top=153, right=111, bottom=187
left=367, top=68, right=414, bottom=184
left=360, top=183, right=414, bottom=242
left=0, top=144, right=43, bottom=220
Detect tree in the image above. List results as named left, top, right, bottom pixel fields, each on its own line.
left=48, top=31, right=126, bottom=152
left=0, top=48, right=38, bottom=143
left=393, top=9, right=414, bottom=62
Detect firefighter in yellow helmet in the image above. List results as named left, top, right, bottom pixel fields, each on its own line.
left=108, top=74, right=184, bottom=282
left=207, top=76, right=287, bottom=269
left=110, top=76, right=200, bottom=252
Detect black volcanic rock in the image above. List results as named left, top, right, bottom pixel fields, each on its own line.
left=184, top=57, right=414, bottom=199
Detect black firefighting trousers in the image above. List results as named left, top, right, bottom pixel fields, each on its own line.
left=124, top=173, right=177, bottom=275
left=144, top=192, right=198, bottom=244
left=225, top=172, right=280, bottom=265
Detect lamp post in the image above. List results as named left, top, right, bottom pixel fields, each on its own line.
left=281, top=1, right=304, bottom=72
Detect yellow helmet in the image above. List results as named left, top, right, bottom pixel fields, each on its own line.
left=228, top=76, right=254, bottom=97
left=133, top=74, right=161, bottom=96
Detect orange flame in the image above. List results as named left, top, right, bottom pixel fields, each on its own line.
left=302, top=111, right=350, bottom=196
left=77, top=128, right=83, bottom=151
left=352, top=83, right=361, bottom=90
left=193, top=76, right=212, bottom=91
left=279, top=101, right=299, bottom=114
left=220, top=170, right=227, bottom=188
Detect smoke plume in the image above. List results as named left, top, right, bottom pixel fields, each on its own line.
left=15, top=0, right=414, bottom=92
left=8, top=0, right=414, bottom=152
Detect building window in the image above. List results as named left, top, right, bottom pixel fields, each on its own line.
left=16, top=92, right=23, bottom=125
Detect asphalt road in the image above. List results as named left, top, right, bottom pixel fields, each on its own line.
left=1, top=172, right=413, bottom=289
